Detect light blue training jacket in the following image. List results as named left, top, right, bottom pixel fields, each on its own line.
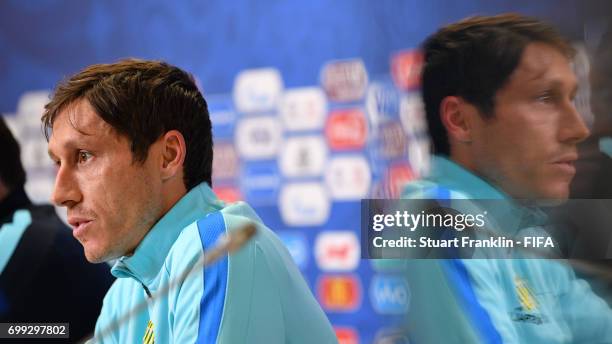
left=90, top=182, right=337, bottom=343
left=399, top=156, right=612, bottom=344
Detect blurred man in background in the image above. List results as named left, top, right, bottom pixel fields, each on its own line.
left=401, top=13, right=612, bottom=343
left=0, top=115, right=114, bottom=342
left=43, top=59, right=336, bottom=343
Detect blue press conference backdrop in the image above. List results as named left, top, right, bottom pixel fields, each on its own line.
left=0, top=1, right=602, bottom=343
left=0, top=0, right=593, bottom=114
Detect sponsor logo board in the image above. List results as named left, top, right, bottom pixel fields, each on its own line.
left=326, top=109, right=367, bottom=151
left=370, top=275, right=411, bottom=314
left=279, top=136, right=328, bottom=177
left=235, top=116, right=283, bottom=159
left=279, top=182, right=330, bottom=226
left=280, top=87, right=327, bottom=131
left=317, top=274, right=362, bottom=312
left=324, top=156, right=371, bottom=200
left=234, top=68, right=283, bottom=113
left=321, top=59, right=368, bottom=102
left=390, top=50, right=423, bottom=91
left=315, top=231, right=360, bottom=271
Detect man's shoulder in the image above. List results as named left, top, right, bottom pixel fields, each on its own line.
left=159, top=201, right=334, bottom=342
left=164, top=201, right=263, bottom=272
left=163, top=221, right=205, bottom=278
left=165, top=199, right=301, bottom=287
left=218, top=201, right=264, bottom=229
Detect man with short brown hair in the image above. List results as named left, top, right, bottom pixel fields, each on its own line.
left=44, top=59, right=336, bottom=343
left=401, top=13, right=612, bottom=343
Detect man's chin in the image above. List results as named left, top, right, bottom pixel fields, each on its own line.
left=83, top=252, right=105, bottom=264
left=533, top=183, right=570, bottom=205
left=83, top=246, right=116, bottom=264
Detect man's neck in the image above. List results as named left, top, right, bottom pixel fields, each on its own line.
left=448, top=147, right=476, bottom=173
left=160, top=186, right=187, bottom=218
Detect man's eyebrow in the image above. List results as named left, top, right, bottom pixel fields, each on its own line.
left=545, top=79, right=579, bottom=93
left=47, top=136, right=94, bottom=161
left=528, top=76, right=578, bottom=94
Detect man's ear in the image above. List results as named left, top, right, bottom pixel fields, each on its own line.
left=160, top=130, right=186, bottom=181
left=440, top=96, right=476, bottom=144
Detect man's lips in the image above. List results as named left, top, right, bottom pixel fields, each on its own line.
left=551, top=154, right=578, bottom=175
left=68, top=217, right=93, bottom=238
left=552, top=153, right=578, bottom=162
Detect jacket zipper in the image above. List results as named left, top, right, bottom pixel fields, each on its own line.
left=142, top=283, right=152, bottom=298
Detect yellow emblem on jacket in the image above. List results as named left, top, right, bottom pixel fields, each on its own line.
left=143, top=320, right=155, bottom=344
left=514, top=276, right=538, bottom=311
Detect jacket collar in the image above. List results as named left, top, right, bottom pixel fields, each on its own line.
left=426, top=156, right=507, bottom=200
left=423, top=156, right=547, bottom=236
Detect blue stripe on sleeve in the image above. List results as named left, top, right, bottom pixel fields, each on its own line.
left=441, top=259, right=503, bottom=344
left=196, top=211, right=228, bottom=344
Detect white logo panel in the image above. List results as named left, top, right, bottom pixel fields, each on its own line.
left=325, top=156, right=371, bottom=200
left=399, top=93, right=427, bottom=137
left=321, top=59, right=368, bottom=102
left=315, top=231, right=360, bottom=271
left=279, top=182, right=330, bottom=226
left=235, top=116, right=282, bottom=159
left=279, top=136, right=327, bottom=177
left=233, top=68, right=283, bottom=113
left=212, top=142, right=239, bottom=181
left=279, top=87, right=327, bottom=131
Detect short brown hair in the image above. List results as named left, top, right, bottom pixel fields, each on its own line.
left=422, top=13, right=575, bottom=155
left=42, top=59, right=213, bottom=189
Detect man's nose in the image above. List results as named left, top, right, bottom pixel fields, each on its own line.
left=51, top=165, right=81, bottom=207
left=559, top=101, right=590, bottom=144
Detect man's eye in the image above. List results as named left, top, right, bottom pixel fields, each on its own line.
left=536, top=92, right=553, bottom=103
left=78, top=151, right=93, bottom=164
